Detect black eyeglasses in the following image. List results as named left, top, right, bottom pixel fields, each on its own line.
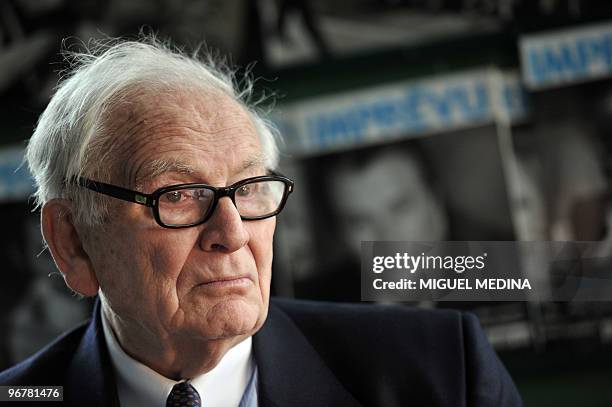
left=74, top=173, right=294, bottom=229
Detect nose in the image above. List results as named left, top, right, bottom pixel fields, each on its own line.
left=198, top=196, right=249, bottom=253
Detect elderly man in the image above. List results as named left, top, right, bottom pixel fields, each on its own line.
left=0, top=39, right=521, bottom=407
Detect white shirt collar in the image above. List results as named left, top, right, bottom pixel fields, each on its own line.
left=101, top=303, right=255, bottom=407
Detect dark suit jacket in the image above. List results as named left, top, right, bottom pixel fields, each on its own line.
left=0, top=298, right=522, bottom=406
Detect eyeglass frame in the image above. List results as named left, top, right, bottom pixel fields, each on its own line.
left=73, top=172, right=294, bottom=229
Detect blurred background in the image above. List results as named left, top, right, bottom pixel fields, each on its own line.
left=2, top=0, right=612, bottom=405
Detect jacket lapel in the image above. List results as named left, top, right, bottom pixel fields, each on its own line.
left=253, top=302, right=362, bottom=407
left=64, top=299, right=120, bottom=407
left=61, top=299, right=360, bottom=407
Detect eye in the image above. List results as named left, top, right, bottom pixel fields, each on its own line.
left=163, top=191, right=183, bottom=203
left=237, top=184, right=255, bottom=197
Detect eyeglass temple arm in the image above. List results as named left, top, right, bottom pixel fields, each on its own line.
left=76, top=178, right=153, bottom=206
left=268, top=170, right=294, bottom=193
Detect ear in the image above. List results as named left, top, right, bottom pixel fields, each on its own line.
left=41, top=200, right=99, bottom=297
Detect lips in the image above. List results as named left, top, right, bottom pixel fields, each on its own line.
left=198, top=275, right=253, bottom=288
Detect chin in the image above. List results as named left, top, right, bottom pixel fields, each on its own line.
left=197, top=297, right=264, bottom=339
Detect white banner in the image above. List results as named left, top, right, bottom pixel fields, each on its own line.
left=0, top=146, right=33, bottom=202
left=273, top=69, right=528, bottom=156
left=520, top=21, right=612, bottom=90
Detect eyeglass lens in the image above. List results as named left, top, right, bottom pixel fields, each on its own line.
left=157, top=180, right=286, bottom=226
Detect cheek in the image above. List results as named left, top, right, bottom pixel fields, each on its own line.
left=86, top=224, right=195, bottom=298
left=247, top=218, right=275, bottom=284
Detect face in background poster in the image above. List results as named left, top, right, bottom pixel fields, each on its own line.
left=275, top=124, right=517, bottom=302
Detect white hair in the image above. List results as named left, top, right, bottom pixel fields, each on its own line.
left=26, top=37, right=280, bottom=225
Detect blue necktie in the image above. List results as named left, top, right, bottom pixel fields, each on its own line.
left=166, top=381, right=201, bottom=407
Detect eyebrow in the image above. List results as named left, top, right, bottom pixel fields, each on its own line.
left=134, top=158, right=196, bottom=186
left=240, top=154, right=267, bottom=173
left=134, top=154, right=267, bottom=187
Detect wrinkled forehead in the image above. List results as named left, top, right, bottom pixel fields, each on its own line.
left=97, top=87, right=264, bottom=186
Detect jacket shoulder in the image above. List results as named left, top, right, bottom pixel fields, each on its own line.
left=271, top=297, right=469, bottom=377
left=271, top=297, right=465, bottom=341
left=270, top=298, right=522, bottom=407
left=0, top=321, right=89, bottom=385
